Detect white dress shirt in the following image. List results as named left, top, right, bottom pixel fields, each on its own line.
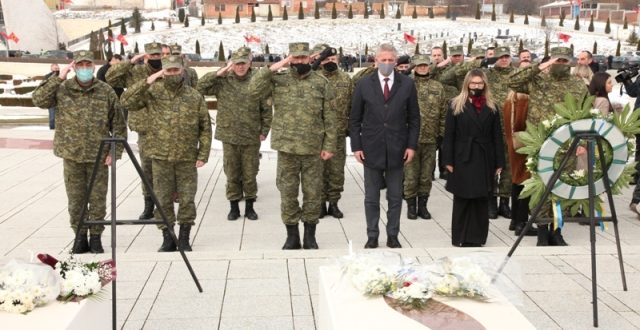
left=377, top=70, right=394, bottom=93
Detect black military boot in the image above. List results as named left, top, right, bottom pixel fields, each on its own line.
left=303, top=223, right=319, bottom=249
left=549, top=228, right=569, bottom=246
left=536, top=224, right=550, bottom=246
left=417, top=195, right=431, bottom=220
left=245, top=199, right=258, bottom=220
left=327, top=202, right=343, bottom=218
left=72, top=231, right=90, bottom=254
left=282, top=224, right=302, bottom=250
left=319, top=202, right=327, bottom=219
left=178, top=224, right=193, bottom=252
left=406, top=197, right=418, bottom=220
left=89, top=234, right=104, bottom=253
left=498, top=197, right=512, bottom=219
left=158, top=227, right=177, bottom=252
left=227, top=200, right=240, bottom=221
left=509, top=219, right=516, bottom=231
left=138, top=196, right=154, bottom=220
left=488, top=196, right=498, bottom=219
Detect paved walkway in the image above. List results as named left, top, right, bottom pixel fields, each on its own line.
left=1, top=124, right=640, bottom=330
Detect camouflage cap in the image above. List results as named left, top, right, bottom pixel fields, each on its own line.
left=231, top=47, right=252, bottom=64
left=169, top=43, right=182, bottom=55
left=73, top=50, right=94, bottom=63
left=449, top=45, right=464, bottom=56
left=311, top=43, right=330, bottom=55
left=411, top=54, right=431, bottom=66
left=144, top=42, right=162, bottom=54
left=162, top=55, right=183, bottom=70
left=550, top=47, right=573, bottom=61
left=469, top=48, right=485, bottom=58
left=495, top=46, right=511, bottom=58
left=289, top=42, right=310, bottom=56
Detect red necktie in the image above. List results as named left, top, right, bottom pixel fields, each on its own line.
left=383, top=78, right=390, bottom=102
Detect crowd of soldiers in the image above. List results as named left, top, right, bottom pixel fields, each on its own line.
left=33, top=37, right=600, bottom=253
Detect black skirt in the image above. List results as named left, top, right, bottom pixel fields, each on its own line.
left=451, top=195, right=489, bottom=247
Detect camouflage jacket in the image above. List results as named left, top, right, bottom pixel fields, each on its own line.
left=508, top=64, right=588, bottom=126
left=32, top=77, right=127, bottom=162
left=321, top=69, right=353, bottom=137
left=197, top=69, right=272, bottom=145
left=352, top=66, right=376, bottom=86
left=105, top=62, right=160, bottom=134
left=120, top=79, right=212, bottom=162
left=249, top=67, right=337, bottom=155
left=413, top=75, right=447, bottom=143
left=184, top=67, right=198, bottom=88
left=485, top=66, right=515, bottom=107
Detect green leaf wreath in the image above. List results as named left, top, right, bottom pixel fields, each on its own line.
left=516, top=93, right=640, bottom=217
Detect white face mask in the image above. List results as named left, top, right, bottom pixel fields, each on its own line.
left=378, top=63, right=394, bottom=76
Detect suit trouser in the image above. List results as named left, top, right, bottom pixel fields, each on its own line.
left=364, top=165, right=403, bottom=238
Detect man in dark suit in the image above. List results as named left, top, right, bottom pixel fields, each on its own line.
left=350, top=43, right=421, bottom=249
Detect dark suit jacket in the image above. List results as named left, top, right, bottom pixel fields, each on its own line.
left=349, top=71, right=420, bottom=170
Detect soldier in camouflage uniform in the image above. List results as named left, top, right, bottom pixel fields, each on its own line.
left=249, top=42, right=337, bottom=250
left=166, top=43, right=199, bottom=87
left=121, top=55, right=212, bottom=252
left=509, top=46, right=589, bottom=246
left=312, top=44, right=353, bottom=219
left=403, top=54, right=447, bottom=220
left=197, top=47, right=272, bottom=221
left=32, top=50, right=127, bottom=254
left=431, top=46, right=459, bottom=180
left=106, top=42, right=164, bottom=221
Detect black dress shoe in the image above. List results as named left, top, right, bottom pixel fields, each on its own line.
left=386, top=236, right=402, bottom=248
left=514, top=223, right=538, bottom=236
left=364, top=238, right=378, bottom=249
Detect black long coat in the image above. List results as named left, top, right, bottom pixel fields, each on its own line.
left=442, top=101, right=505, bottom=198
left=349, top=71, right=421, bottom=170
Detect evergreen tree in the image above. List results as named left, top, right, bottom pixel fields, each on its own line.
left=414, top=42, right=420, bottom=54
left=202, top=14, right=206, bottom=26
left=411, top=6, right=417, bottom=19
left=108, top=19, right=112, bottom=27
left=615, top=40, right=620, bottom=56
left=395, top=7, right=401, bottom=19
left=283, top=6, right=288, bottom=20
left=120, top=19, right=127, bottom=35
left=509, top=9, right=514, bottom=23
left=267, top=5, right=273, bottom=21
left=544, top=38, right=549, bottom=57
left=541, top=14, right=546, bottom=27
left=442, top=40, right=447, bottom=59
left=588, top=14, right=594, bottom=32
left=349, top=5, right=353, bottom=19
left=339, top=46, right=343, bottom=58
left=593, top=41, right=597, bottom=55
left=519, top=39, right=523, bottom=53
left=168, top=18, right=172, bottom=28
left=364, top=4, right=369, bottom=19
left=428, top=7, right=434, bottom=19
left=574, top=15, right=579, bottom=31
left=178, top=8, right=185, bottom=23
left=196, top=40, right=201, bottom=55
left=628, top=31, right=639, bottom=45
left=559, top=9, right=565, bottom=27
left=605, top=17, right=611, bottom=34
left=467, top=38, right=473, bottom=54
left=218, top=41, right=225, bottom=61
left=365, top=44, right=369, bottom=57
left=131, top=7, right=142, bottom=33
left=331, top=3, right=337, bottom=19
left=524, top=13, right=529, bottom=25
left=314, top=2, right=320, bottom=19
left=570, top=43, right=574, bottom=54
left=265, top=43, right=270, bottom=54
left=134, top=42, right=139, bottom=53
left=298, top=3, right=304, bottom=19
left=380, top=4, right=385, bottom=19
left=475, top=3, right=480, bottom=20
left=637, top=40, right=640, bottom=51
left=151, top=20, right=155, bottom=31
left=89, top=30, right=96, bottom=55
left=445, top=5, right=450, bottom=19
left=184, top=15, right=189, bottom=27
left=119, top=43, right=125, bottom=56
left=491, top=3, right=496, bottom=21
left=235, top=6, right=240, bottom=23
left=624, top=15, right=628, bottom=29
left=251, top=6, right=256, bottom=22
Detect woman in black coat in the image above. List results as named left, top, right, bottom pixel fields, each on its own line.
left=442, top=69, right=505, bottom=247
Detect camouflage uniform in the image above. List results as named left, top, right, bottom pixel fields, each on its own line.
left=248, top=45, right=337, bottom=226
left=32, top=51, right=127, bottom=236
left=197, top=51, right=272, bottom=201
left=169, top=43, right=198, bottom=87
left=120, top=56, right=212, bottom=230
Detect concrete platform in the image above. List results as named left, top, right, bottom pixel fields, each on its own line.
left=1, top=125, right=640, bottom=329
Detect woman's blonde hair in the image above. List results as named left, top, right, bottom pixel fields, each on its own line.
left=451, top=69, right=496, bottom=115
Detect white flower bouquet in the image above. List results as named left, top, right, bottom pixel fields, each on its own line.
left=0, top=259, right=60, bottom=314
left=426, top=257, right=492, bottom=300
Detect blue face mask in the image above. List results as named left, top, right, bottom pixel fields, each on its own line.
left=75, top=68, right=94, bottom=83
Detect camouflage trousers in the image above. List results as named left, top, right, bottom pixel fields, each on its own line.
left=276, top=151, right=322, bottom=225
left=63, top=159, right=108, bottom=235
left=223, top=142, right=260, bottom=201
left=152, top=159, right=198, bottom=230
left=404, top=143, right=436, bottom=199
left=138, top=134, right=154, bottom=198
left=322, top=137, right=346, bottom=203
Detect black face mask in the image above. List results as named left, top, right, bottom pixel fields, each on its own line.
left=323, top=62, right=338, bottom=73
left=414, top=72, right=429, bottom=77
left=148, top=59, right=162, bottom=70
left=399, top=69, right=412, bottom=76
left=292, top=63, right=311, bottom=75
left=469, top=88, right=484, bottom=96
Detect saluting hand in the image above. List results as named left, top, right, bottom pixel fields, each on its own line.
left=146, top=70, right=164, bottom=85
left=217, top=61, right=234, bottom=77
left=269, top=55, right=292, bottom=72
left=130, top=53, right=146, bottom=64
left=59, top=60, right=75, bottom=80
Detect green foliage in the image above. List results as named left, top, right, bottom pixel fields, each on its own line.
left=195, top=40, right=200, bottom=55
left=151, top=20, right=155, bottom=31
left=411, top=6, right=417, bottom=19
left=131, top=7, right=142, bottom=33
left=395, top=7, right=401, bottom=19
left=380, top=4, right=385, bottom=19
left=613, top=104, right=640, bottom=136
left=332, top=3, right=337, bottom=19
left=628, top=31, right=638, bottom=45
left=265, top=44, right=270, bottom=54
left=588, top=14, right=594, bottom=32
left=298, top=3, right=304, bottom=19
left=218, top=42, right=225, bottom=62
left=134, top=41, right=139, bottom=53
left=623, top=15, right=628, bottom=29
left=467, top=38, right=473, bottom=54
left=251, top=6, right=256, bottom=22
left=605, top=18, right=611, bottom=34
left=267, top=5, right=273, bottom=21
left=283, top=6, right=288, bottom=20
left=235, top=6, right=240, bottom=23
left=315, top=2, right=320, bottom=19
left=616, top=40, right=621, bottom=56
left=442, top=40, right=447, bottom=58
left=574, top=15, right=580, bottom=31
left=428, top=7, right=434, bottom=19
left=120, top=19, right=127, bottom=35
left=519, top=39, right=524, bottom=53
left=593, top=41, right=597, bottom=54
left=349, top=5, right=353, bottom=19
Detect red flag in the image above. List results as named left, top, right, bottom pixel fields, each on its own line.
left=244, top=35, right=251, bottom=43
left=403, top=32, right=416, bottom=44
left=558, top=32, right=571, bottom=42
left=107, top=35, right=114, bottom=42
left=117, top=34, right=128, bottom=46
left=249, top=35, right=261, bottom=43
left=62, top=0, right=74, bottom=3
left=1, top=31, right=19, bottom=43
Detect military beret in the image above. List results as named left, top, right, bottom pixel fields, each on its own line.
left=411, top=54, right=431, bottom=66
left=169, top=43, right=182, bottom=55
left=449, top=45, right=464, bottom=56
left=396, top=55, right=411, bottom=65
left=73, top=50, right=94, bottom=63
left=469, top=48, right=485, bottom=58
left=231, top=47, right=252, bottom=64
left=289, top=42, right=310, bottom=56
left=144, top=42, right=162, bottom=55
left=162, top=55, right=183, bottom=70
left=495, top=46, right=511, bottom=58
left=550, top=47, right=573, bottom=61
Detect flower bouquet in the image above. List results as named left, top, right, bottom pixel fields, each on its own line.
left=0, top=259, right=60, bottom=314
left=425, top=256, right=492, bottom=300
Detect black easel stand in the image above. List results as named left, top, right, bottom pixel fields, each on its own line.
left=493, top=132, right=627, bottom=328
left=75, top=137, right=203, bottom=330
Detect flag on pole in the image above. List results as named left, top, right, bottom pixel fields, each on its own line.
left=0, top=32, right=19, bottom=43
left=244, top=35, right=261, bottom=43
left=403, top=32, right=416, bottom=44
left=116, top=34, right=128, bottom=46
left=558, top=32, right=571, bottom=43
